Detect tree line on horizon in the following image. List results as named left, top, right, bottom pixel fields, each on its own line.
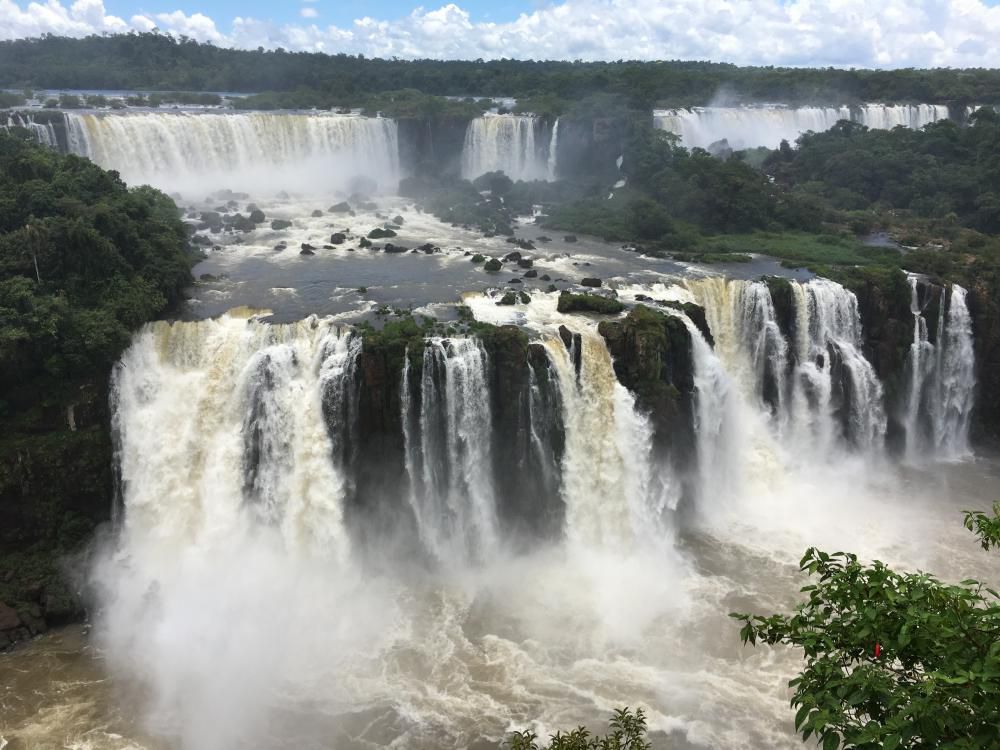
left=3, top=33, right=1000, bottom=109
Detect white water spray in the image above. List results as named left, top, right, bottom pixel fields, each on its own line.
left=62, top=111, right=400, bottom=195
left=461, top=114, right=548, bottom=181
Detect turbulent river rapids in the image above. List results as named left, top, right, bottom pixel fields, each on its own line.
left=1, top=110, right=999, bottom=750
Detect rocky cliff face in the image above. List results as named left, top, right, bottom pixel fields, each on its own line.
left=395, top=116, right=472, bottom=180
left=0, top=380, right=109, bottom=648
left=968, top=277, right=1000, bottom=444
left=599, top=305, right=698, bottom=476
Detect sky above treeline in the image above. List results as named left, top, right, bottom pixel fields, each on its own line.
left=2, top=0, right=1000, bottom=68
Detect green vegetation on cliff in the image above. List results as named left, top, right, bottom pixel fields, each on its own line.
left=0, top=130, right=193, bottom=634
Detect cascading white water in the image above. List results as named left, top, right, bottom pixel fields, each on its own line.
left=903, top=274, right=936, bottom=462
left=461, top=114, right=548, bottom=181
left=401, top=338, right=500, bottom=565
left=930, top=285, right=976, bottom=458
left=546, top=118, right=560, bottom=181
left=653, top=103, right=951, bottom=149
left=687, top=278, right=788, bottom=419
left=111, top=311, right=357, bottom=560
left=790, top=279, right=886, bottom=454
left=856, top=103, right=950, bottom=130
left=62, top=111, right=400, bottom=195
left=900, top=279, right=976, bottom=462
left=541, top=330, right=677, bottom=549
left=1, top=112, right=59, bottom=147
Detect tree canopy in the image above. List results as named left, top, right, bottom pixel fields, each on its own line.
left=732, top=504, right=1000, bottom=749
left=4, top=33, right=1000, bottom=109
left=0, top=130, right=192, bottom=412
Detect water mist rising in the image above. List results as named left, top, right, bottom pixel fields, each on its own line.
left=63, top=111, right=401, bottom=195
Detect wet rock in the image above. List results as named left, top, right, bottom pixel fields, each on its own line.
left=518, top=292, right=531, bottom=304
left=517, top=239, right=535, bottom=251
left=249, top=209, right=266, bottom=224
left=368, top=227, right=397, bottom=239
left=273, top=243, right=286, bottom=251
left=328, top=201, right=352, bottom=213
left=557, top=292, right=623, bottom=315
left=0, top=601, right=20, bottom=631
left=503, top=251, right=522, bottom=262
left=537, top=236, right=552, bottom=243
left=199, top=273, right=220, bottom=282
left=471, top=254, right=486, bottom=263
left=581, top=277, right=603, bottom=288
left=270, top=219, right=292, bottom=230
left=330, top=232, right=347, bottom=244
left=359, top=237, right=373, bottom=249
left=416, top=243, right=436, bottom=254
left=484, top=258, right=502, bottom=272
left=497, top=292, right=518, bottom=306
left=300, top=244, right=316, bottom=255
left=540, top=274, right=552, bottom=281
left=509, top=278, right=523, bottom=284
left=231, top=214, right=256, bottom=233
left=517, top=258, right=534, bottom=269
left=392, top=215, right=404, bottom=225
left=564, top=234, right=578, bottom=243
left=523, top=269, right=538, bottom=278
left=384, top=243, right=408, bottom=253
left=323, top=244, right=334, bottom=250
left=311, top=209, right=324, bottom=217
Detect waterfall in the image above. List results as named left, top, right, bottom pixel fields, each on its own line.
left=1, top=112, right=59, bottom=147
left=110, top=312, right=355, bottom=560
left=790, top=279, right=886, bottom=454
left=855, top=104, right=950, bottom=131
left=930, top=285, right=976, bottom=458
left=653, top=103, right=951, bottom=149
left=546, top=118, right=560, bottom=181
left=686, top=278, right=788, bottom=418
left=461, top=114, right=548, bottom=182
left=900, top=279, right=976, bottom=461
left=62, top=111, right=400, bottom=195
left=542, top=330, right=676, bottom=549
left=402, top=338, right=500, bottom=565
left=903, top=275, right=936, bottom=462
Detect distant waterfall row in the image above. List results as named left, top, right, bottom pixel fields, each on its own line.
left=653, top=103, right=952, bottom=149
left=461, top=114, right=560, bottom=182
left=5, top=111, right=401, bottom=196
left=110, top=277, right=976, bottom=570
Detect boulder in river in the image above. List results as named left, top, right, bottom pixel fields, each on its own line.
left=328, top=201, right=352, bottom=213
left=581, top=277, right=602, bottom=288
left=270, top=219, right=292, bottom=230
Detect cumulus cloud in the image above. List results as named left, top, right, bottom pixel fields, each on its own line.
left=2, top=0, right=1000, bottom=67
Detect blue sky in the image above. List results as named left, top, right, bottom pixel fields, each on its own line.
left=3, top=0, right=1000, bottom=68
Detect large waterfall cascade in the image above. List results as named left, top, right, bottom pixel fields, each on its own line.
left=110, top=314, right=356, bottom=563
left=904, top=277, right=977, bottom=461
left=461, top=114, right=557, bottom=182
left=653, top=103, right=952, bottom=149
left=59, top=111, right=401, bottom=194
left=401, top=338, right=501, bottom=565
left=109, top=279, right=979, bottom=567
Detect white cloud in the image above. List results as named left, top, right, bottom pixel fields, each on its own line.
left=2, top=0, right=1000, bottom=67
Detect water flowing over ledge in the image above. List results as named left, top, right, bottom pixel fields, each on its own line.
left=653, top=104, right=952, bottom=149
